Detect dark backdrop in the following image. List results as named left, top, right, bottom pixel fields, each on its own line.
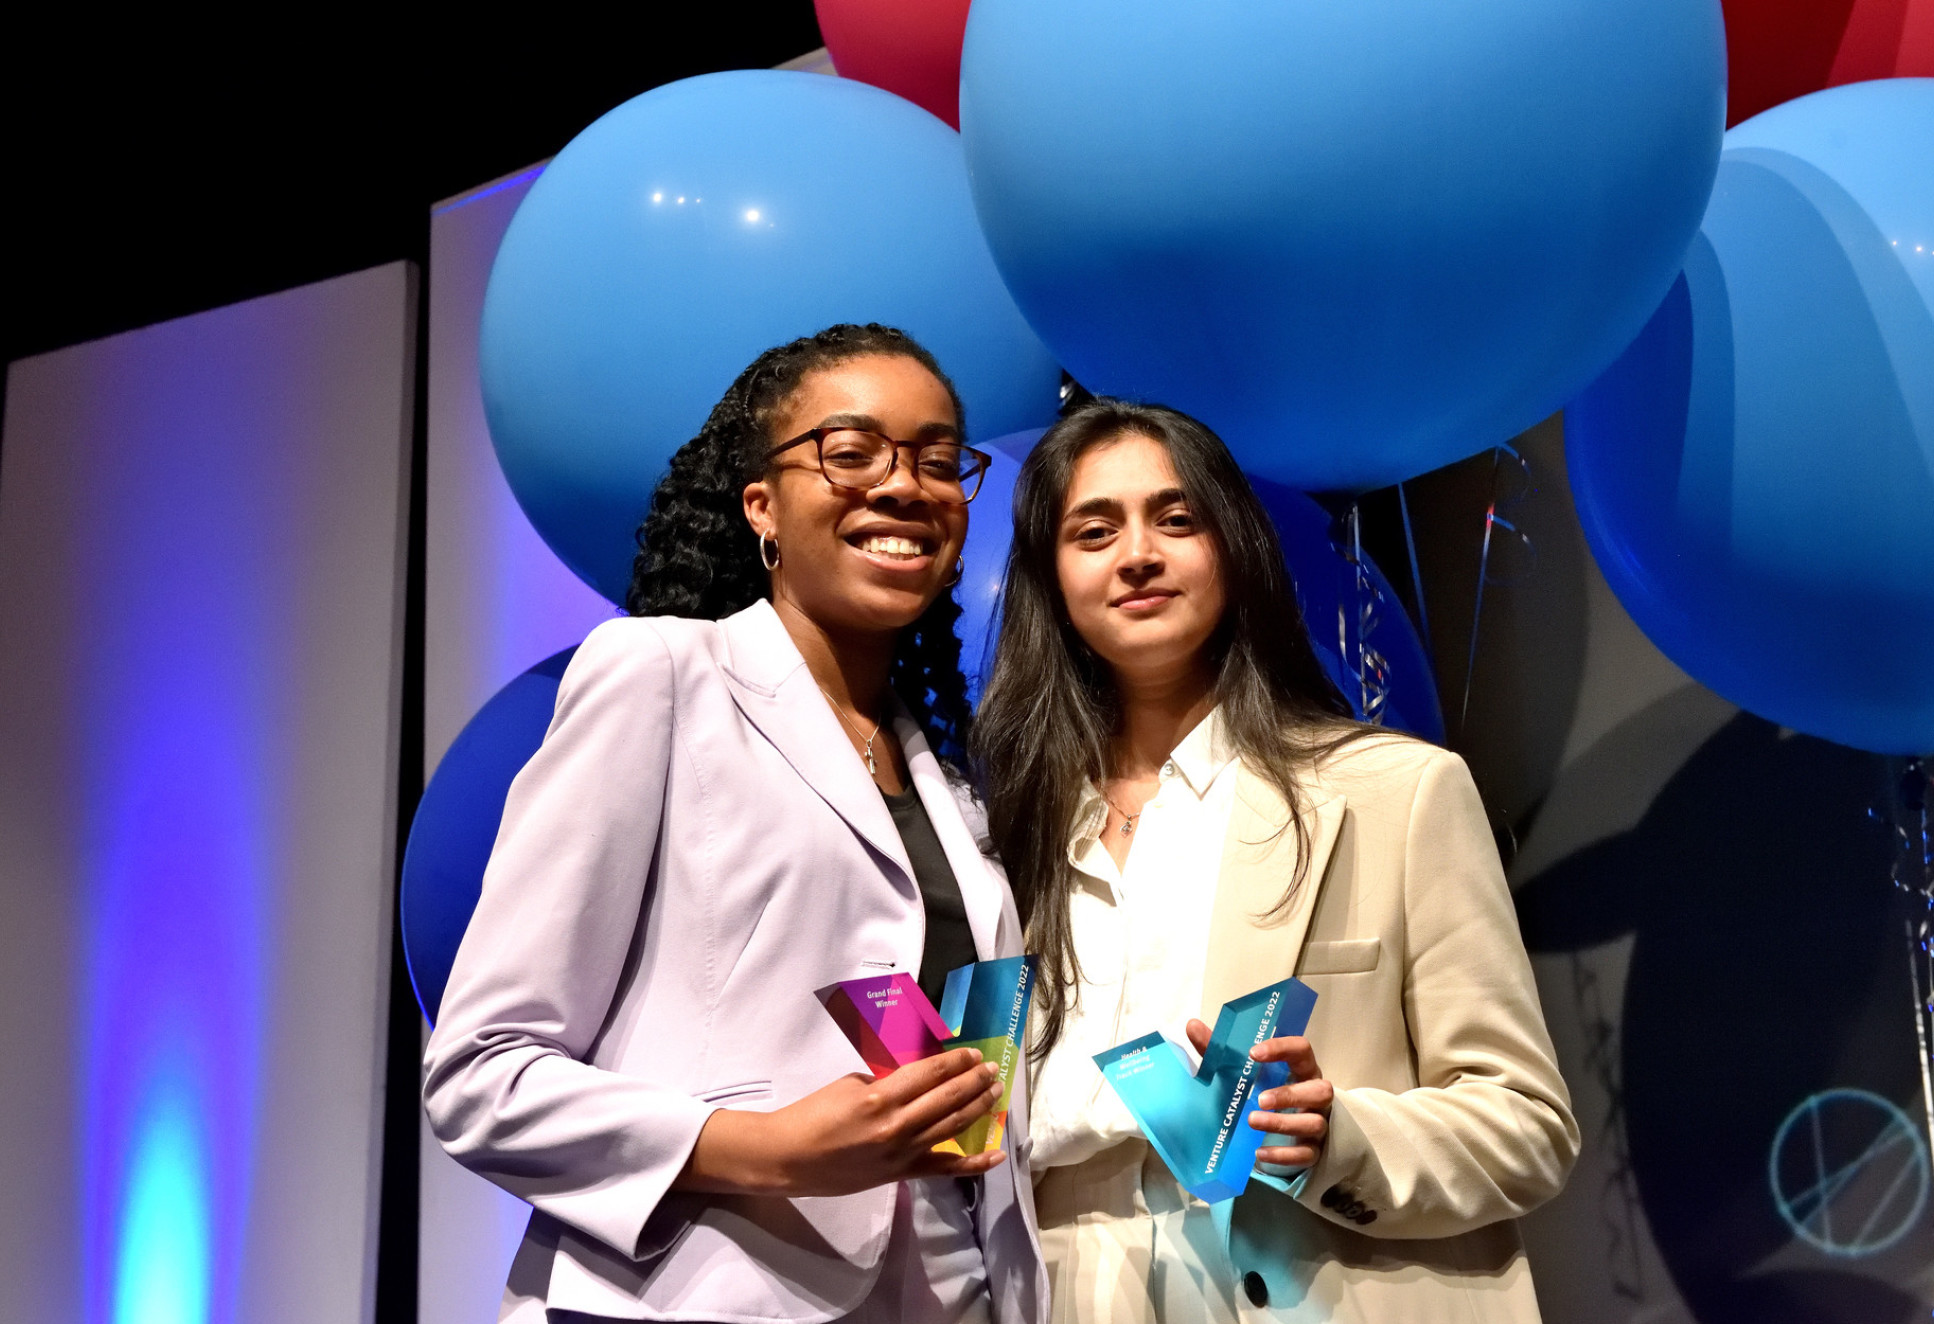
left=3, top=7, right=823, bottom=368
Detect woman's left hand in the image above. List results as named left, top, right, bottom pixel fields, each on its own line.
left=1186, top=1018, right=1334, bottom=1170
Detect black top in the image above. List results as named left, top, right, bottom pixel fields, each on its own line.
left=882, top=785, right=978, bottom=1010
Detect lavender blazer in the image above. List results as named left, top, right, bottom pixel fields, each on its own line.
left=423, top=601, right=1048, bottom=1322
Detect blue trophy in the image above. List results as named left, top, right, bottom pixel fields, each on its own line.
left=1094, top=978, right=1319, bottom=1203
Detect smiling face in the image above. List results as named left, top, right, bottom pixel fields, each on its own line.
left=741, top=353, right=969, bottom=640
left=1056, top=431, right=1227, bottom=683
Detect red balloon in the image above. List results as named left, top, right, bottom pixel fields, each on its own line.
left=815, top=0, right=972, bottom=128
left=1724, top=0, right=1934, bottom=124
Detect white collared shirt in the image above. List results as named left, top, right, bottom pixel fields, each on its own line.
left=1028, top=707, right=1243, bottom=1172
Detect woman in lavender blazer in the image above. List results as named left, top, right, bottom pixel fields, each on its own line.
left=424, top=326, right=1048, bottom=1323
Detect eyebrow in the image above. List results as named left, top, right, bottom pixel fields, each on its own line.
left=815, top=411, right=961, bottom=441
left=1064, top=495, right=1124, bottom=521
left=1062, top=487, right=1189, bottom=522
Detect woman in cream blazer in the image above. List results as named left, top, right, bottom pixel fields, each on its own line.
left=973, top=400, right=1578, bottom=1323
left=425, top=326, right=1048, bottom=1323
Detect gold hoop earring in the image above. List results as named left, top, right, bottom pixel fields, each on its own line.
left=945, top=558, right=964, bottom=587
left=760, top=535, right=781, bottom=570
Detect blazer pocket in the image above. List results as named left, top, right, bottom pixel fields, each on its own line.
left=1298, top=938, right=1382, bottom=976
left=698, top=1079, right=775, bottom=1106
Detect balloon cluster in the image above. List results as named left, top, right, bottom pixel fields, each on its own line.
left=407, top=7, right=1928, bottom=1014
left=479, top=0, right=1730, bottom=630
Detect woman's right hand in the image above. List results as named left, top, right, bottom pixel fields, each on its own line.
left=676, top=1047, right=1007, bottom=1197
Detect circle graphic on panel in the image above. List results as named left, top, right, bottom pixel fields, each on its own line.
left=1768, top=1088, right=1930, bottom=1257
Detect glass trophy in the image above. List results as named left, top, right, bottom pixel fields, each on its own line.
left=818, top=954, right=1038, bottom=1155
left=1094, top=977, right=1318, bottom=1202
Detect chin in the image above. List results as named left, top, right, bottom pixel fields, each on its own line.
left=1094, top=623, right=1212, bottom=674
left=848, top=582, right=942, bottom=633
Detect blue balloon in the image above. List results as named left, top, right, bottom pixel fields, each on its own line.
left=482, top=70, right=1062, bottom=604
left=1254, top=482, right=1446, bottom=744
left=401, top=649, right=574, bottom=1023
left=959, top=0, right=1725, bottom=491
left=1567, top=80, right=1934, bottom=755
left=956, top=428, right=1042, bottom=700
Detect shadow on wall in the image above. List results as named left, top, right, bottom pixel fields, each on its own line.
left=1515, top=699, right=1928, bottom=1324
left=1361, top=412, right=1592, bottom=849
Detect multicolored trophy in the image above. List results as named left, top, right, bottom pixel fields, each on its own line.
left=817, top=955, right=1037, bottom=1156
left=1093, top=977, right=1318, bottom=1203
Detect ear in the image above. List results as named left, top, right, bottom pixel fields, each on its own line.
left=742, top=479, right=776, bottom=541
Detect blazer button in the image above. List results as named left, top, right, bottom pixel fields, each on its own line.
left=1355, top=1209, right=1378, bottom=1225
left=1321, top=1184, right=1346, bottom=1208
left=1243, top=1271, right=1270, bottom=1307
left=1342, top=1200, right=1365, bottom=1219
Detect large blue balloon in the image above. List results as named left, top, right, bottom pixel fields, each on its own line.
left=482, top=70, right=1062, bottom=604
left=1567, top=80, right=1934, bottom=755
left=959, top=0, right=1725, bottom=491
left=402, top=649, right=574, bottom=1023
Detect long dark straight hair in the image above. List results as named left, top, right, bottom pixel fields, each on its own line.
left=972, top=399, right=1371, bottom=1058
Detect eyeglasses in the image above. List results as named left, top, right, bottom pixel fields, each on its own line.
left=769, top=427, right=992, bottom=504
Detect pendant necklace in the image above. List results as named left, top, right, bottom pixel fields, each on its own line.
left=820, top=685, right=883, bottom=776
left=1101, top=789, right=1142, bottom=836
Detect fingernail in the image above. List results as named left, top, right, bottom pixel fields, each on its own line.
left=967, top=1048, right=984, bottom=1064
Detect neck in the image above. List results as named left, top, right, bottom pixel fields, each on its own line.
left=1108, top=655, right=1217, bottom=779
left=771, top=595, right=895, bottom=722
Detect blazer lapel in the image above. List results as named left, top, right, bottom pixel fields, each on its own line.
left=896, top=713, right=1003, bottom=961
left=716, top=603, right=913, bottom=888
left=1199, top=768, right=1347, bottom=1024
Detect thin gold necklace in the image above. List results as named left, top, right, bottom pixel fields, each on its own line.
left=1100, top=787, right=1143, bottom=836
left=819, top=685, right=883, bottom=776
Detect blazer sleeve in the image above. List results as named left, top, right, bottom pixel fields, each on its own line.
left=422, top=617, right=716, bottom=1260
left=1295, top=750, right=1581, bottom=1239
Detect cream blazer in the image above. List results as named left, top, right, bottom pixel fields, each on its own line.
left=1034, top=733, right=1579, bottom=1323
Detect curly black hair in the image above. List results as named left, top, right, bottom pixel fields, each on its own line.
left=626, top=323, right=976, bottom=769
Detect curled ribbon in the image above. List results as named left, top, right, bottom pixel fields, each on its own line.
left=1459, top=444, right=1538, bottom=734
left=1332, top=502, right=1391, bottom=726
left=1877, top=757, right=1934, bottom=1166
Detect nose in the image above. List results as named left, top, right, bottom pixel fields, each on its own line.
left=869, top=443, right=932, bottom=507
left=1119, top=519, right=1163, bottom=578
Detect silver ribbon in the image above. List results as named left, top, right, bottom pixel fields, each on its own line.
left=1333, top=501, right=1391, bottom=726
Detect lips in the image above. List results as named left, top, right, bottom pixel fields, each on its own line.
left=1111, top=588, right=1179, bottom=610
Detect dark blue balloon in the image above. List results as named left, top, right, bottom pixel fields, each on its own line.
left=959, top=0, right=1725, bottom=491
left=402, top=649, right=574, bottom=1024
left=1254, top=483, right=1446, bottom=745
left=956, top=428, right=1042, bottom=700
left=482, top=70, right=1061, bottom=604
left=1567, top=80, right=1934, bottom=755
